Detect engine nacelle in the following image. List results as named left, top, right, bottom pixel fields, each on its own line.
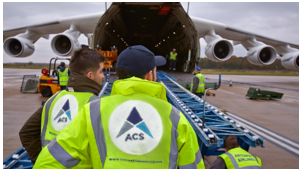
left=205, top=39, right=233, bottom=62
left=281, top=52, right=299, bottom=70
left=3, top=37, right=35, bottom=57
left=51, top=33, right=81, bottom=56
left=246, top=45, right=277, bottom=66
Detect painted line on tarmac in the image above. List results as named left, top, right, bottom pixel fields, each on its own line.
left=281, top=98, right=299, bottom=103
left=218, top=90, right=235, bottom=95
left=239, top=126, right=299, bottom=157
left=224, top=112, right=299, bottom=156
left=225, top=112, right=299, bottom=148
left=284, top=95, right=299, bottom=99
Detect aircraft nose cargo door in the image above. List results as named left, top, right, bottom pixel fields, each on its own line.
left=92, top=2, right=198, bottom=73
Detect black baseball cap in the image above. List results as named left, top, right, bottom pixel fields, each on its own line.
left=116, top=45, right=166, bottom=77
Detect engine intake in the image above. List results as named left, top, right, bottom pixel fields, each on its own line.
left=3, top=37, right=35, bottom=57
left=51, top=34, right=81, bottom=56
left=205, top=39, right=233, bottom=62
left=247, top=45, right=277, bottom=66
left=281, top=52, right=299, bottom=70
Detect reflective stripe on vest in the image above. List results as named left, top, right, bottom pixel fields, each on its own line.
left=41, top=91, right=61, bottom=147
left=220, top=148, right=262, bottom=169
left=168, top=106, right=180, bottom=169
left=190, top=73, right=205, bottom=93
left=170, top=52, right=177, bottom=61
left=48, top=137, right=80, bottom=168
left=89, top=99, right=107, bottom=167
left=41, top=91, right=97, bottom=147
left=59, top=68, right=69, bottom=86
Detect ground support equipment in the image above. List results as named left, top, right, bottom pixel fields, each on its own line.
left=156, top=70, right=264, bottom=156
left=20, top=75, right=39, bottom=93
left=246, top=87, right=283, bottom=100
left=3, top=147, right=32, bottom=169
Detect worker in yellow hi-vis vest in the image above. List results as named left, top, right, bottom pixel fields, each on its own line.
left=190, top=66, right=205, bottom=99
left=168, top=48, right=178, bottom=71
left=211, top=136, right=262, bottom=169
left=19, top=48, right=105, bottom=164
left=34, top=45, right=205, bottom=169
left=58, top=62, right=70, bottom=90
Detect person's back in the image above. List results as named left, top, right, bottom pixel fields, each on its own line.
left=211, top=136, right=262, bottom=169
left=19, top=48, right=105, bottom=164
left=190, top=66, right=204, bottom=98
left=33, top=45, right=205, bottom=169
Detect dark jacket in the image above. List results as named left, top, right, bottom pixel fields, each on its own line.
left=210, top=157, right=227, bottom=169
left=192, top=72, right=203, bottom=93
left=19, top=73, right=102, bottom=164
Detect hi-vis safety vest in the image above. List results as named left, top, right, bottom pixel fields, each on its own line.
left=59, top=68, right=69, bottom=86
left=40, top=90, right=98, bottom=147
left=170, top=52, right=177, bottom=61
left=190, top=73, right=205, bottom=93
left=34, top=77, right=205, bottom=169
left=218, top=147, right=262, bottom=169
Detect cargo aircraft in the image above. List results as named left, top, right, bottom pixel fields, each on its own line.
left=3, top=2, right=299, bottom=72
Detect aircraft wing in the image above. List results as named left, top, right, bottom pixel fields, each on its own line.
left=3, top=13, right=103, bottom=41
left=3, top=2, right=298, bottom=71
left=191, top=16, right=298, bottom=70
left=191, top=16, right=298, bottom=50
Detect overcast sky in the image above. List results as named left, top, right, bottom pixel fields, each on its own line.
left=2, top=2, right=299, bottom=63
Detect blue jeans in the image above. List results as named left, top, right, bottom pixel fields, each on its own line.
left=169, top=60, right=177, bottom=70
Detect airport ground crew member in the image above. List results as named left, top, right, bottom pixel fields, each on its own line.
left=58, top=62, right=71, bottom=90
left=211, top=136, right=262, bottom=169
left=33, top=45, right=205, bottom=169
left=168, top=48, right=177, bottom=71
left=190, top=66, right=205, bottom=98
left=19, top=48, right=105, bottom=164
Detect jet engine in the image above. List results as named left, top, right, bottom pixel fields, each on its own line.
left=51, top=33, right=81, bottom=56
left=281, top=52, right=299, bottom=70
left=246, top=45, right=277, bottom=66
left=3, top=37, right=35, bottom=57
left=205, top=39, right=234, bottom=62
left=51, top=24, right=81, bottom=56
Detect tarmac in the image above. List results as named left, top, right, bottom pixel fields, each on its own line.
left=2, top=68, right=299, bottom=169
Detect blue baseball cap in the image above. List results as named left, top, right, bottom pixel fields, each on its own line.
left=195, top=66, right=201, bottom=70
left=116, top=45, right=166, bottom=77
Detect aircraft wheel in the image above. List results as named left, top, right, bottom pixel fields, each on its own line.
left=41, top=87, right=53, bottom=97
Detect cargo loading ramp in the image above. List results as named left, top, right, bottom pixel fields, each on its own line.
left=156, top=70, right=264, bottom=156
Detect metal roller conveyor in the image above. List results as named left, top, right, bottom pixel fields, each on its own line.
left=156, top=70, right=264, bottom=156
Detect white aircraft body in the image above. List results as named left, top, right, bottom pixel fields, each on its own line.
left=3, top=2, right=299, bottom=72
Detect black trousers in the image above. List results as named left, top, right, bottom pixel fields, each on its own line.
left=194, top=92, right=204, bottom=99
left=60, top=86, right=67, bottom=90
left=169, top=60, right=177, bottom=70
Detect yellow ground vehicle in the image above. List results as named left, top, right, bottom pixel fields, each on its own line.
left=96, top=49, right=118, bottom=71
left=38, top=57, right=70, bottom=97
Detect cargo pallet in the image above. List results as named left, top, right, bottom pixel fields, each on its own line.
left=246, top=87, right=283, bottom=100
left=4, top=70, right=264, bottom=169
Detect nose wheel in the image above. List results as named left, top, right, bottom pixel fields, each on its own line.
left=183, top=61, right=190, bottom=73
